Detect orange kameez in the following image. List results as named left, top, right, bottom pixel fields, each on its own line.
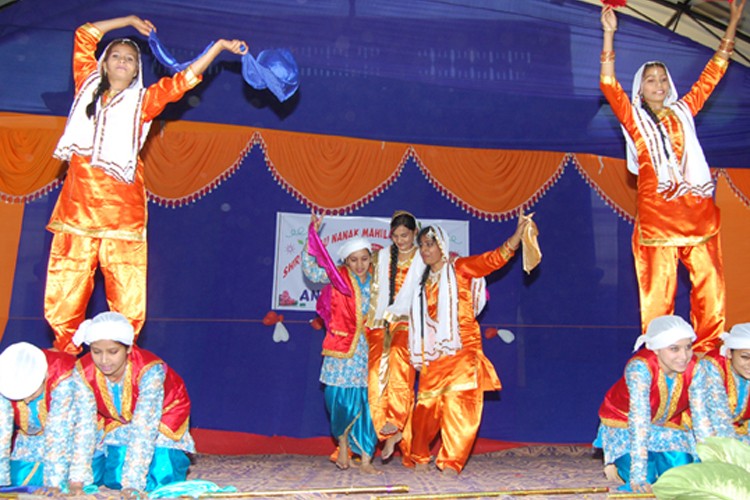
left=44, top=24, right=202, bottom=353
left=409, top=245, right=511, bottom=473
left=600, top=57, right=728, bottom=353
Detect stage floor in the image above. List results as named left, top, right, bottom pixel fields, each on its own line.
left=176, top=445, right=617, bottom=499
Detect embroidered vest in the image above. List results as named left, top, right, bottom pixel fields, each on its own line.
left=76, top=346, right=191, bottom=441
left=703, top=349, right=750, bottom=435
left=320, top=266, right=366, bottom=358
left=599, top=349, right=696, bottom=430
left=11, top=350, right=76, bottom=435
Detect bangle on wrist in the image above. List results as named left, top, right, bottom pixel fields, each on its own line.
left=600, top=50, right=615, bottom=63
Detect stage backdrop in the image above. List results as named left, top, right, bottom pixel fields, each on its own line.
left=2, top=0, right=750, bottom=448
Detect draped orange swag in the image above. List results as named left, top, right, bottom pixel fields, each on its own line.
left=1, top=112, right=749, bottom=333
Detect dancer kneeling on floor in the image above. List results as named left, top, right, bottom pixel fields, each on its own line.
left=69, top=312, right=195, bottom=498
left=303, top=213, right=380, bottom=474
left=594, top=315, right=698, bottom=493
left=690, top=323, right=750, bottom=445
left=0, top=342, right=80, bottom=493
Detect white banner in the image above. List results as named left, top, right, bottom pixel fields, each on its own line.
left=272, top=212, right=470, bottom=311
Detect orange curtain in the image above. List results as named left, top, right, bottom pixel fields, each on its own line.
left=0, top=202, right=24, bottom=339
left=412, top=145, right=567, bottom=219
left=716, top=175, right=750, bottom=326
left=257, top=129, right=411, bottom=212
left=0, top=113, right=66, bottom=201
left=2, top=112, right=750, bottom=338
left=721, top=168, right=750, bottom=207
left=572, top=153, right=638, bottom=221
left=142, top=121, right=255, bottom=204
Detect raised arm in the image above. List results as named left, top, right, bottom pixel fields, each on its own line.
left=91, top=15, right=156, bottom=37
left=188, top=39, right=248, bottom=77
left=600, top=6, right=618, bottom=79
left=715, top=0, right=746, bottom=62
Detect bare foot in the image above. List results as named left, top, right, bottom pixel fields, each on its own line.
left=604, top=463, right=623, bottom=483
left=380, top=421, right=399, bottom=435
left=360, top=455, right=383, bottom=475
left=415, top=462, right=430, bottom=473
left=381, top=431, right=403, bottom=461
left=336, top=436, right=350, bottom=470
left=441, top=466, right=459, bottom=477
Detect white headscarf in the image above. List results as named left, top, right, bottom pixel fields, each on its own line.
left=719, top=323, right=750, bottom=357
left=624, top=61, right=714, bottom=200
left=54, top=37, right=151, bottom=184
left=409, top=226, right=473, bottom=370
left=633, top=315, right=696, bottom=352
left=0, top=342, right=48, bottom=401
left=73, top=311, right=135, bottom=347
left=337, top=237, right=372, bottom=262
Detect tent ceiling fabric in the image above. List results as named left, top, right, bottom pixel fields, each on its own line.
left=1, top=0, right=749, bottom=167
left=577, top=0, right=750, bottom=66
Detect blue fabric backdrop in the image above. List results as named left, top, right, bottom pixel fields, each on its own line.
left=3, top=151, right=697, bottom=443
left=0, top=0, right=733, bottom=444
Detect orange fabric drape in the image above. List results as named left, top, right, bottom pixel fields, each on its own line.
left=722, top=168, right=750, bottom=207
left=573, top=153, right=638, bottom=221
left=141, top=121, right=255, bottom=204
left=257, top=129, right=410, bottom=211
left=715, top=175, right=750, bottom=326
left=0, top=202, right=24, bottom=339
left=0, top=113, right=66, bottom=200
left=2, top=111, right=750, bottom=340
left=412, top=145, right=567, bottom=219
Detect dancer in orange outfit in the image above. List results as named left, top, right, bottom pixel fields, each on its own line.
left=599, top=1, right=745, bottom=353
left=407, top=219, right=529, bottom=474
left=366, top=211, right=424, bottom=462
left=45, top=16, right=247, bottom=354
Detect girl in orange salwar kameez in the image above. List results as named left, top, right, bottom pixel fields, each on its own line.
left=599, top=1, right=746, bottom=353
left=45, top=16, right=247, bottom=354
left=366, top=211, right=425, bottom=462
left=407, top=220, right=529, bottom=474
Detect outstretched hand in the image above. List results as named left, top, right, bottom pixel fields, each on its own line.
left=129, top=15, right=155, bottom=36
left=731, top=0, right=747, bottom=24
left=601, top=5, right=617, bottom=32
left=507, top=213, right=533, bottom=250
left=310, top=212, right=324, bottom=233
left=219, top=39, right=249, bottom=55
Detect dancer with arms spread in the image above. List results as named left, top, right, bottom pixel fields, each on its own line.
left=599, top=1, right=746, bottom=353
left=46, top=15, right=247, bottom=354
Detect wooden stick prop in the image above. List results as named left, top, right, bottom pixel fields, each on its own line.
left=185, top=484, right=409, bottom=498
left=372, top=486, right=609, bottom=499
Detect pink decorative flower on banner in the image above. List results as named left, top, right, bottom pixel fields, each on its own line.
left=601, top=0, right=627, bottom=7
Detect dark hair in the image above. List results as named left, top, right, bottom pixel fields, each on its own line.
left=387, top=212, right=418, bottom=304
left=417, top=226, right=435, bottom=289
left=85, top=39, right=140, bottom=119
left=639, top=62, right=672, bottom=162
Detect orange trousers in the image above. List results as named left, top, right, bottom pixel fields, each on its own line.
left=633, top=231, right=725, bottom=353
left=44, top=232, right=146, bottom=354
left=410, top=386, right=483, bottom=473
left=366, top=325, right=416, bottom=459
